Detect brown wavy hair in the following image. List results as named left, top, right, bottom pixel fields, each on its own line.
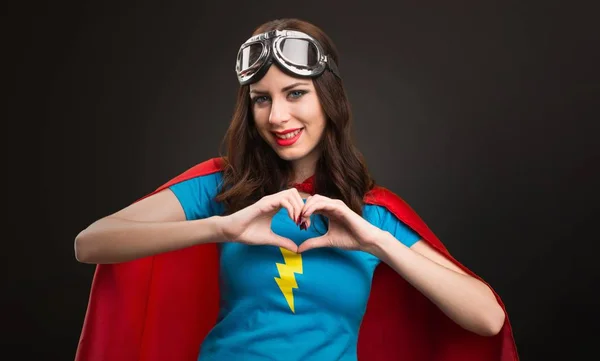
left=215, top=18, right=375, bottom=216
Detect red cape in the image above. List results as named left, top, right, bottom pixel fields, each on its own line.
left=75, top=158, right=519, bottom=361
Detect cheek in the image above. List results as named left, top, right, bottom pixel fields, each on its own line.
left=300, top=100, right=326, bottom=128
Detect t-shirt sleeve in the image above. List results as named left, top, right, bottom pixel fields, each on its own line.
left=168, top=172, right=224, bottom=220
left=376, top=206, right=421, bottom=248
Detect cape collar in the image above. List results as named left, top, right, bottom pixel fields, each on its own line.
left=291, top=175, right=315, bottom=195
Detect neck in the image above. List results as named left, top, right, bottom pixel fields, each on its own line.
left=289, top=151, right=320, bottom=184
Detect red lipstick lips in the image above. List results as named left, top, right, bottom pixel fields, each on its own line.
left=273, top=128, right=303, bottom=146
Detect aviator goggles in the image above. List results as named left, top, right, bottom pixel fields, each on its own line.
left=235, top=29, right=341, bottom=85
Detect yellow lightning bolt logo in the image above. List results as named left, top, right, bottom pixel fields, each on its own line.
left=274, top=247, right=303, bottom=313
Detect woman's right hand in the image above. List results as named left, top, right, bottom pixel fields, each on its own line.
left=218, top=188, right=306, bottom=253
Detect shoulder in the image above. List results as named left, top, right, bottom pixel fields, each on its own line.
left=167, top=157, right=226, bottom=191
left=362, top=186, right=422, bottom=247
left=362, top=202, right=398, bottom=229
left=169, top=170, right=223, bottom=191
left=166, top=158, right=227, bottom=219
left=362, top=185, right=419, bottom=226
left=363, top=185, right=422, bottom=222
left=362, top=186, right=407, bottom=225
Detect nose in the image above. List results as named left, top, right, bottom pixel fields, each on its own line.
left=268, top=98, right=290, bottom=125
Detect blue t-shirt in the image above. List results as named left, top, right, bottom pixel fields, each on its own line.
left=169, top=171, right=421, bottom=361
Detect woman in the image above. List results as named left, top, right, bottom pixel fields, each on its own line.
left=74, top=18, right=519, bottom=361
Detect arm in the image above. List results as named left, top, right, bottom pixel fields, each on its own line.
left=294, top=194, right=506, bottom=336
left=368, top=235, right=506, bottom=336
left=74, top=188, right=227, bottom=264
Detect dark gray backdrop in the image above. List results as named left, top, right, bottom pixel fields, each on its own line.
left=9, top=1, right=597, bottom=360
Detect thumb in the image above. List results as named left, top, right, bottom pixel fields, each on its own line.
left=268, top=232, right=298, bottom=253
left=298, top=236, right=331, bottom=253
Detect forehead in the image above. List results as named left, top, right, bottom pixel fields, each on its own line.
left=249, top=65, right=314, bottom=90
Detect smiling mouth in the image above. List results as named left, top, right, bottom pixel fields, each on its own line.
left=272, top=128, right=304, bottom=147
left=273, top=128, right=303, bottom=139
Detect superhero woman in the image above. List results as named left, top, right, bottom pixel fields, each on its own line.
left=74, top=18, right=519, bottom=361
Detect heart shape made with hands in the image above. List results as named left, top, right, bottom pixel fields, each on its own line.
left=286, top=178, right=382, bottom=253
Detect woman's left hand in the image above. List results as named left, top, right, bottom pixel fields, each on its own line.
left=297, top=194, right=384, bottom=253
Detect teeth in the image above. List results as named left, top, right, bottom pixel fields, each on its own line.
left=275, top=129, right=302, bottom=139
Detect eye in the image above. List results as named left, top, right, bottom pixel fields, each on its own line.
left=288, top=90, right=307, bottom=99
left=252, top=96, right=270, bottom=105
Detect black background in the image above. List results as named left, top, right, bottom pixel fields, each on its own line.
left=9, top=1, right=598, bottom=360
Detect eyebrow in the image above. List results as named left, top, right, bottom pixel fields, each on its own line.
left=249, top=82, right=310, bottom=94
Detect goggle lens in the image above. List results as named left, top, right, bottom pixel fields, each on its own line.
left=277, top=38, right=319, bottom=68
left=237, top=43, right=264, bottom=73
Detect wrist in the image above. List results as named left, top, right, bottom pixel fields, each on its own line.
left=361, top=229, right=393, bottom=257
left=205, top=215, right=230, bottom=243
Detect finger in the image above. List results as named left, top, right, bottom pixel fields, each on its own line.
left=304, top=200, right=341, bottom=230
left=278, top=198, right=296, bottom=222
left=288, top=188, right=305, bottom=223
left=302, top=197, right=331, bottom=229
left=268, top=233, right=298, bottom=253
left=298, top=236, right=330, bottom=253
left=300, top=195, right=320, bottom=224
left=299, top=195, right=311, bottom=221
left=302, top=198, right=336, bottom=219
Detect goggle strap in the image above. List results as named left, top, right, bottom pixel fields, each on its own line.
left=325, top=56, right=341, bottom=79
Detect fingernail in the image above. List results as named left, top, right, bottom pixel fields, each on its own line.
left=299, top=221, right=307, bottom=230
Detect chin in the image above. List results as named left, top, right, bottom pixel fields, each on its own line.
left=273, top=148, right=306, bottom=161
